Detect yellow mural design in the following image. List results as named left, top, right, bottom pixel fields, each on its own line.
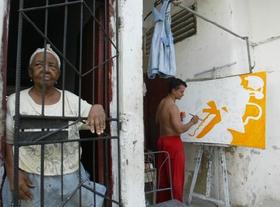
left=187, top=71, right=266, bottom=149
left=189, top=101, right=222, bottom=138
left=229, top=71, right=266, bottom=148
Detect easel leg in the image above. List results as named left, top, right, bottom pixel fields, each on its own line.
left=206, top=147, right=214, bottom=197
left=219, top=147, right=230, bottom=207
left=188, top=145, right=203, bottom=205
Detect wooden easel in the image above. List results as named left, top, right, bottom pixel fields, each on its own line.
left=187, top=144, right=230, bottom=207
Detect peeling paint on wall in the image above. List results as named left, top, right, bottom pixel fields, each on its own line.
left=0, top=0, right=10, bottom=163
left=0, top=0, right=10, bottom=187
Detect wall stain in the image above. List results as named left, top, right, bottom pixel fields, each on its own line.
left=250, top=149, right=260, bottom=155
left=272, top=145, right=280, bottom=150
left=251, top=192, right=256, bottom=206
left=238, top=153, right=244, bottom=159
left=225, top=146, right=236, bottom=156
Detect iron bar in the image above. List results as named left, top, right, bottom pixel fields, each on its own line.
left=40, top=144, right=45, bottom=207
left=115, top=0, right=122, bottom=204
left=18, top=1, right=83, bottom=12
left=245, top=36, right=253, bottom=73
left=104, top=1, right=110, bottom=204
left=81, top=183, right=120, bottom=205
left=104, top=0, right=109, bottom=114
left=13, top=0, right=25, bottom=204
left=92, top=0, right=96, bottom=104
left=40, top=1, right=50, bottom=204
left=251, top=34, right=280, bottom=47
left=185, top=71, right=254, bottom=82
left=21, top=12, right=81, bottom=76
left=92, top=2, right=97, bottom=204
left=81, top=55, right=118, bottom=77
left=78, top=1, right=84, bottom=118
left=62, top=0, right=69, bottom=117
left=92, top=139, right=97, bottom=206
left=16, top=135, right=120, bottom=146
left=84, top=1, right=118, bottom=51
left=18, top=114, right=118, bottom=122
left=176, top=3, right=245, bottom=40
left=61, top=0, right=69, bottom=201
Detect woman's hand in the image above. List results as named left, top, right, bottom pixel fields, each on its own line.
left=6, top=144, right=34, bottom=201
left=10, top=170, right=34, bottom=201
left=18, top=170, right=34, bottom=200
left=86, top=104, right=106, bottom=135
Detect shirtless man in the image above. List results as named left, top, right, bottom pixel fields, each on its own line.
left=155, top=78, right=198, bottom=203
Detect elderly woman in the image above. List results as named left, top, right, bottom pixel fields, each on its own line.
left=3, top=45, right=106, bottom=206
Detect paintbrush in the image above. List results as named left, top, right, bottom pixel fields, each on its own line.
left=189, top=113, right=203, bottom=121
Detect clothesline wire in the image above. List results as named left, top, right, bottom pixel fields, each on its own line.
left=177, top=4, right=244, bottom=40
left=176, top=3, right=253, bottom=73
left=144, top=1, right=253, bottom=73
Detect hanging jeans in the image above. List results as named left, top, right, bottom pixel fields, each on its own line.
left=148, top=0, right=176, bottom=79
left=2, top=165, right=106, bottom=207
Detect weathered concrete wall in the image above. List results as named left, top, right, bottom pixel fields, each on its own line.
left=118, top=0, right=145, bottom=206
left=228, top=0, right=280, bottom=206
left=174, top=0, right=280, bottom=206
left=0, top=0, right=9, bottom=186
left=0, top=0, right=5, bottom=158
left=0, top=0, right=9, bottom=162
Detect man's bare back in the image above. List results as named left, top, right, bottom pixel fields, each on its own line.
left=156, top=96, right=181, bottom=136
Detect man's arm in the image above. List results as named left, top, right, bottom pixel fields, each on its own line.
left=170, top=105, right=199, bottom=134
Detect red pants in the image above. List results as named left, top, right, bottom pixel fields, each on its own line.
left=156, top=136, right=185, bottom=202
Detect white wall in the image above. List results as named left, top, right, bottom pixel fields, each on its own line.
left=176, top=0, right=249, bottom=79
left=175, top=0, right=280, bottom=206
left=0, top=0, right=5, bottom=136
left=0, top=0, right=9, bottom=185
left=118, top=0, right=145, bottom=206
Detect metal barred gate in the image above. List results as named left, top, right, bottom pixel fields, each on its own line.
left=8, top=0, right=120, bottom=206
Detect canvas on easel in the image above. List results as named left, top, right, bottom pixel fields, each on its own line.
left=177, top=71, right=266, bottom=149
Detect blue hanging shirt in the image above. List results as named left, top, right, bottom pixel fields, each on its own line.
left=148, top=0, right=176, bottom=79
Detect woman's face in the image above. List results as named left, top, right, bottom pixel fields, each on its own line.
left=29, top=52, right=60, bottom=88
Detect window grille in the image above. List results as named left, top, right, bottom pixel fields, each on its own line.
left=145, top=5, right=196, bottom=56
left=7, top=0, right=120, bottom=206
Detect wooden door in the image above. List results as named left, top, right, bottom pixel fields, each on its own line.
left=144, top=76, right=169, bottom=151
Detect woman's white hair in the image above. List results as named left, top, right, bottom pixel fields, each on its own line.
left=29, top=44, right=61, bottom=69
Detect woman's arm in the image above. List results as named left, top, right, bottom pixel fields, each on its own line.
left=86, top=104, right=106, bottom=135
left=5, top=143, right=33, bottom=200
left=66, top=91, right=106, bottom=134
